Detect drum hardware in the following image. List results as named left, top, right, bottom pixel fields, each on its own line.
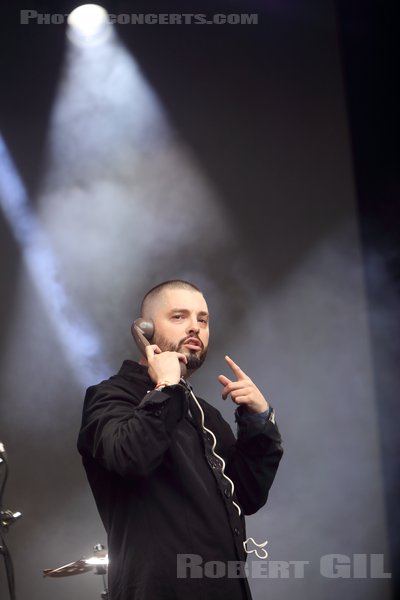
left=43, top=543, right=109, bottom=599
left=1, top=441, right=21, bottom=600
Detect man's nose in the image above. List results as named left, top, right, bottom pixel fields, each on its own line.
left=186, top=318, right=200, bottom=334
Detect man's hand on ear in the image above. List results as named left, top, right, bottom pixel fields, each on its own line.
left=145, top=345, right=187, bottom=387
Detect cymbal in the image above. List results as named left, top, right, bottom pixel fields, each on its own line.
left=43, top=554, right=108, bottom=578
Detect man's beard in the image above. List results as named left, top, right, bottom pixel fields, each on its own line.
left=152, top=333, right=208, bottom=371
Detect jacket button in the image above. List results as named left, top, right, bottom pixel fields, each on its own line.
left=224, top=489, right=232, bottom=498
left=234, top=527, right=240, bottom=536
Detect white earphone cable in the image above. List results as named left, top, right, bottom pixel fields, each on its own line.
left=181, top=380, right=242, bottom=517
left=180, top=379, right=270, bottom=556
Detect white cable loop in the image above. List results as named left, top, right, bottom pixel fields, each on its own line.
left=243, top=537, right=269, bottom=559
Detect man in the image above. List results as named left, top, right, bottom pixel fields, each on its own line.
left=78, top=280, right=283, bottom=600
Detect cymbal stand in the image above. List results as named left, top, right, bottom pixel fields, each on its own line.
left=93, top=544, right=109, bottom=600
left=0, top=442, right=22, bottom=600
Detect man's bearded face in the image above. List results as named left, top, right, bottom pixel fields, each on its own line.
left=153, top=332, right=208, bottom=371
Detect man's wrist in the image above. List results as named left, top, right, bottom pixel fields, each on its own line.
left=238, top=404, right=276, bottom=424
left=154, top=378, right=182, bottom=390
left=248, top=401, right=269, bottom=414
left=154, top=381, right=174, bottom=390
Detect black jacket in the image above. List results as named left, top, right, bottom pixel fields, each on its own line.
left=77, top=360, right=283, bottom=600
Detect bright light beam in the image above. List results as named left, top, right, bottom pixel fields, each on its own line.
left=0, top=133, right=110, bottom=386
left=67, top=4, right=111, bottom=47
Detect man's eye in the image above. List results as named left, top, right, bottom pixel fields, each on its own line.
left=198, top=318, right=208, bottom=324
left=172, top=314, right=183, bottom=320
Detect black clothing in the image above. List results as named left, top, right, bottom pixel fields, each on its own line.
left=77, top=360, right=283, bottom=600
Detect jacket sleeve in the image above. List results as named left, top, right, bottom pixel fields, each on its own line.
left=216, top=406, right=283, bottom=516
left=77, top=380, right=188, bottom=479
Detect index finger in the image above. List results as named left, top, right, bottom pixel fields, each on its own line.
left=145, top=345, right=155, bottom=361
left=145, top=344, right=161, bottom=360
left=224, top=355, right=248, bottom=380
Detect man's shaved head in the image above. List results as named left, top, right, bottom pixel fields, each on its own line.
left=139, top=280, right=209, bottom=373
left=141, top=280, right=202, bottom=319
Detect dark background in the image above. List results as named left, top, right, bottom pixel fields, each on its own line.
left=0, top=1, right=398, bottom=599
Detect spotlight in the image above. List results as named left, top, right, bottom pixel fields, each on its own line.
left=67, top=4, right=110, bottom=46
